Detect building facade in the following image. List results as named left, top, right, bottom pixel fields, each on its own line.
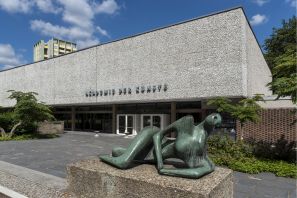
left=1, top=8, right=294, bottom=142
left=33, top=38, right=77, bottom=62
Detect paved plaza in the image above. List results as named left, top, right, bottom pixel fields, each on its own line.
left=0, top=132, right=296, bottom=198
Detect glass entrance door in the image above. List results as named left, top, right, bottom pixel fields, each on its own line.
left=126, top=115, right=134, bottom=134
left=141, top=114, right=162, bottom=129
left=117, top=114, right=136, bottom=135
left=75, top=113, right=112, bottom=132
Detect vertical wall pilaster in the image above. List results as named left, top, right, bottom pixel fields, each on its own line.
left=171, top=102, right=176, bottom=123
left=71, top=106, right=75, bottom=131
left=112, top=104, right=117, bottom=134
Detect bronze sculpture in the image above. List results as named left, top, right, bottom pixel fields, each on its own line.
left=100, top=113, right=222, bottom=179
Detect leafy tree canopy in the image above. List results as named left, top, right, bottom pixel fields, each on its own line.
left=267, top=48, right=297, bottom=103
left=263, top=16, right=296, bottom=70
left=0, top=90, right=54, bottom=137
left=207, top=95, right=263, bottom=127
left=264, top=16, right=297, bottom=104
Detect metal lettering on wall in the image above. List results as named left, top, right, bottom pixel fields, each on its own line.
left=85, top=84, right=168, bottom=97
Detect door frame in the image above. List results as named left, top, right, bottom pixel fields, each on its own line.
left=116, top=114, right=137, bottom=136
left=140, top=114, right=166, bottom=130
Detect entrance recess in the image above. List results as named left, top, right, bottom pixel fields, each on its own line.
left=117, top=114, right=137, bottom=135
left=75, top=113, right=112, bottom=132
left=141, top=114, right=169, bottom=130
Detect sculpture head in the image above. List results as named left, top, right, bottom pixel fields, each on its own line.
left=204, top=113, right=222, bottom=128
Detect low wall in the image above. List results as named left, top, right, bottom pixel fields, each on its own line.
left=67, top=158, right=233, bottom=198
left=237, top=108, right=296, bottom=142
left=37, top=121, right=64, bottom=135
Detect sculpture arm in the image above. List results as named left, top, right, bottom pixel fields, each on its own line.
left=153, top=116, right=193, bottom=170
left=153, top=123, right=176, bottom=170
left=159, top=157, right=215, bottom=179
left=159, top=167, right=213, bottom=179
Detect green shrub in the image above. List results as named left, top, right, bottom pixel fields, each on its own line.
left=0, top=111, right=15, bottom=131
left=208, top=134, right=253, bottom=159
left=208, top=134, right=297, bottom=178
left=248, top=135, right=297, bottom=163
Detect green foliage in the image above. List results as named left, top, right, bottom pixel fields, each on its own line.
left=207, top=95, right=263, bottom=127
left=208, top=134, right=253, bottom=159
left=0, top=133, right=59, bottom=141
left=267, top=48, right=297, bottom=103
left=263, top=16, right=296, bottom=70
left=213, top=157, right=297, bottom=178
left=9, top=90, right=54, bottom=123
left=0, top=90, right=55, bottom=136
left=249, top=135, right=297, bottom=163
left=264, top=16, right=297, bottom=104
left=0, top=111, right=15, bottom=131
left=7, top=90, right=38, bottom=103
left=206, top=97, right=233, bottom=113
left=208, top=134, right=297, bottom=178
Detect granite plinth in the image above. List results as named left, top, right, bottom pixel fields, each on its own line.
left=66, top=158, right=233, bottom=198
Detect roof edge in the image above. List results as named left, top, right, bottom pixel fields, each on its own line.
left=0, top=6, right=244, bottom=73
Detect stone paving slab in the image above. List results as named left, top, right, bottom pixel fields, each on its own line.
left=234, top=172, right=297, bottom=198
left=0, top=161, right=70, bottom=198
left=0, top=132, right=296, bottom=198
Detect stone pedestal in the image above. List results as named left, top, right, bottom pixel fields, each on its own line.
left=66, top=158, right=233, bottom=198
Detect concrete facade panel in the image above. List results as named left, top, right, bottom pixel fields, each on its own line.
left=24, top=60, right=56, bottom=104
left=245, top=21, right=272, bottom=97
left=54, top=48, right=97, bottom=105
left=0, top=8, right=271, bottom=107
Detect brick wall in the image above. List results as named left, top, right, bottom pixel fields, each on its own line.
left=236, top=108, right=296, bottom=143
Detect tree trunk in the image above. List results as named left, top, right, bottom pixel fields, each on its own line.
left=0, top=127, right=6, bottom=137
left=8, top=121, right=22, bottom=138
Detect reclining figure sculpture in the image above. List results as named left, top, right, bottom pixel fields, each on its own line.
left=100, top=113, right=222, bottom=179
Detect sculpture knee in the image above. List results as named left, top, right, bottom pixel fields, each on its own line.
left=112, top=147, right=126, bottom=157
left=100, top=155, right=130, bottom=169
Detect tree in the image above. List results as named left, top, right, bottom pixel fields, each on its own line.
left=0, top=90, right=54, bottom=138
left=263, top=16, right=296, bottom=70
left=207, top=95, right=263, bottom=140
left=264, top=16, right=297, bottom=104
left=267, top=47, right=297, bottom=104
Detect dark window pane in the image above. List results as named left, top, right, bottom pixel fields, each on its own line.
left=153, top=116, right=161, bottom=128
left=143, top=116, right=151, bottom=128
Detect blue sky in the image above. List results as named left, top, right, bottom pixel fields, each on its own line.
left=0, top=0, right=296, bottom=70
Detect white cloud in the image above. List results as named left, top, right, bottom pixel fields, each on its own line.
left=0, top=0, right=61, bottom=14
left=252, top=0, right=270, bottom=6
left=0, top=0, right=33, bottom=13
left=30, top=19, right=102, bottom=48
left=0, top=0, right=121, bottom=49
left=35, top=0, right=61, bottom=14
left=96, top=26, right=109, bottom=37
left=94, top=0, right=120, bottom=14
left=250, top=14, right=268, bottom=26
left=31, top=20, right=93, bottom=40
left=57, top=0, right=94, bottom=28
left=0, top=44, right=25, bottom=70
left=286, top=0, right=297, bottom=7
left=30, top=0, right=120, bottom=49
